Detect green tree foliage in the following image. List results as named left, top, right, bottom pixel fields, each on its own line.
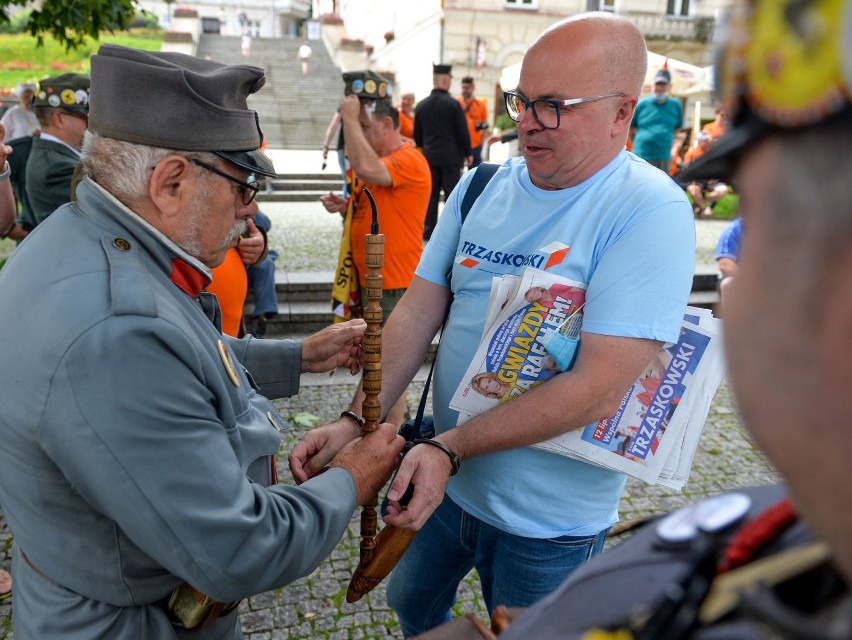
left=0, top=0, right=139, bottom=50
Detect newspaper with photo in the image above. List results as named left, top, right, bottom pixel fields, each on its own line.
left=451, top=267, right=726, bottom=489
left=450, top=268, right=587, bottom=416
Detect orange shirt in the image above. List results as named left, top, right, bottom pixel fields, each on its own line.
left=208, top=247, right=248, bottom=337
left=702, top=120, right=725, bottom=140
left=683, top=144, right=708, bottom=165
left=398, top=109, right=414, bottom=139
left=350, top=142, right=431, bottom=289
left=458, top=96, right=488, bottom=148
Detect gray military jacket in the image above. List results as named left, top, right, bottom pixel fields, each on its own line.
left=0, top=179, right=357, bottom=639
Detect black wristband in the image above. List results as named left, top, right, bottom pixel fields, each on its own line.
left=413, top=439, right=460, bottom=476
left=339, top=410, right=365, bottom=430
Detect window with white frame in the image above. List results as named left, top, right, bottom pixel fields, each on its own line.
left=586, top=0, right=617, bottom=11
left=667, top=0, right=691, bottom=16
left=505, top=0, right=539, bottom=10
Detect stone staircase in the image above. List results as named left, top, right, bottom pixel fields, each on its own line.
left=246, top=266, right=721, bottom=340
left=198, top=33, right=344, bottom=149
left=257, top=172, right=342, bottom=202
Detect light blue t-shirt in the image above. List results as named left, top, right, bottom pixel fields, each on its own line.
left=416, top=151, right=695, bottom=538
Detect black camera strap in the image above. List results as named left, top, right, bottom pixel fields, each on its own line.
left=409, top=162, right=500, bottom=433
left=387, top=164, right=500, bottom=510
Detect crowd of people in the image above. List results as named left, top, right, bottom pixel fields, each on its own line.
left=6, top=1, right=847, bottom=637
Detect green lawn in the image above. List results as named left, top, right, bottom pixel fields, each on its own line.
left=0, top=31, right=163, bottom=92
left=687, top=191, right=740, bottom=220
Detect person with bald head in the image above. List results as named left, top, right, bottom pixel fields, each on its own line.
left=290, top=12, right=694, bottom=635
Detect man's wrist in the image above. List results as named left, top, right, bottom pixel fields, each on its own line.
left=413, top=439, right=461, bottom=476
left=0, top=162, right=10, bottom=181
left=339, top=410, right=364, bottom=432
left=0, top=222, right=16, bottom=240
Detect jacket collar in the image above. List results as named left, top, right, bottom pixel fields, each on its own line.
left=74, top=178, right=212, bottom=298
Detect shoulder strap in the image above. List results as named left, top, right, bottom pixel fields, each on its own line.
left=407, top=163, right=500, bottom=428
left=460, top=162, right=499, bottom=223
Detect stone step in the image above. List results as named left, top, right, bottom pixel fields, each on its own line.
left=198, top=33, right=344, bottom=149
left=256, top=191, right=334, bottom=202
left=251, top=267, right=720, bottom=303
left=254, top=175, right=342, bottom=203
left=243, top=266, right=721, bottom=336
left=269, top=181, right=341, bottom=191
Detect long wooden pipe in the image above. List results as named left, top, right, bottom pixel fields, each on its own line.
left=345, top=188, right=418, bottom=603
left=345, top=188, right=423, bottom=603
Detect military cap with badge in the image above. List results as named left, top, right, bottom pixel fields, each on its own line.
left=32, top=73, right=90, bottom=114
left=343, top=69, right=392, bottom=101
left=682, top=0, right=852, bottom=183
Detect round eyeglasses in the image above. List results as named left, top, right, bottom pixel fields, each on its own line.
left=503, top=90, right=627, bottom=130
left=189, top=158, right=260, bottom=206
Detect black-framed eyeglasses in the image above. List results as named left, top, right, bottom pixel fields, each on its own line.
left=188, top=158, right=260, bottom=206
left=503, top=90, right=627, bottom=130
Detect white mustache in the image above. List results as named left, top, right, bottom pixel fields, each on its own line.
left=223, top=220, right=248, bottom=246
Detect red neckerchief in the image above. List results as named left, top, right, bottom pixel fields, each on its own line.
left=168, top=258, right=209, bottom=297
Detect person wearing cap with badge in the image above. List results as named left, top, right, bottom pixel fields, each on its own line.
left=629, top=67, right=683, bottom=172
left=686, top=0, right=852, bottom=594
left=24, top=72, right=90, bottom=226
left=0, top=45, right=404, bottom=640
left=318, top=70, right=431, bottom=426
left=414, top=63, right=472, bottom=241
left=1, top=81, right=40, bottom=142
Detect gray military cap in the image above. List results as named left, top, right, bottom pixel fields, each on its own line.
left=88, top=44, right=275, bottom=177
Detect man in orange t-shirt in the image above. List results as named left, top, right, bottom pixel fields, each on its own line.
left=321, top=72, right=431, bottom=425
left=457, top=76, right=489, bottom=167
left=702, top=103, right=727, bottom=141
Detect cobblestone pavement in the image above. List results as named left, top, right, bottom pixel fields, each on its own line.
left=0, top=162, right=761, bottom=638
left=0, top=377, right=780, bottom=639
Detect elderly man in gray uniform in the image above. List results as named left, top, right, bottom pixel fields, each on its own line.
left=0, top=45, right=404, bottom=639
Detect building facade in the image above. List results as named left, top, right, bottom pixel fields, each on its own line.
left=329, top=0, right=727, bottom=127
left=136, top=0, right=310, bottom=40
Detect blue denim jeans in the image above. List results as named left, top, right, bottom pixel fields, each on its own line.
left=246, top=250, right=278, bottom=318
left=386, top=495, right=609, bottom=637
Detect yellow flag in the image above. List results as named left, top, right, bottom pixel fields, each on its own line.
left=331, top=170, right=361, bottom=322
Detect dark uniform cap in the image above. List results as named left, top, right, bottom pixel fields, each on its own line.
left=342, top=69, right=392, bottom=100
left=681, top=0, right=852, bottom=183
left=33, top=73, right=90, bottom=114
left=433, top=63, right=452, bottom=75
left=88, top=44, right=275, bottom=177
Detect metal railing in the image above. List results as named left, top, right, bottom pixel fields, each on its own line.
left=627, top=12, right=716, bottom=43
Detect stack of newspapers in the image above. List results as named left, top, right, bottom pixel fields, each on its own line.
left=449, top=267, right=726, bottom=490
